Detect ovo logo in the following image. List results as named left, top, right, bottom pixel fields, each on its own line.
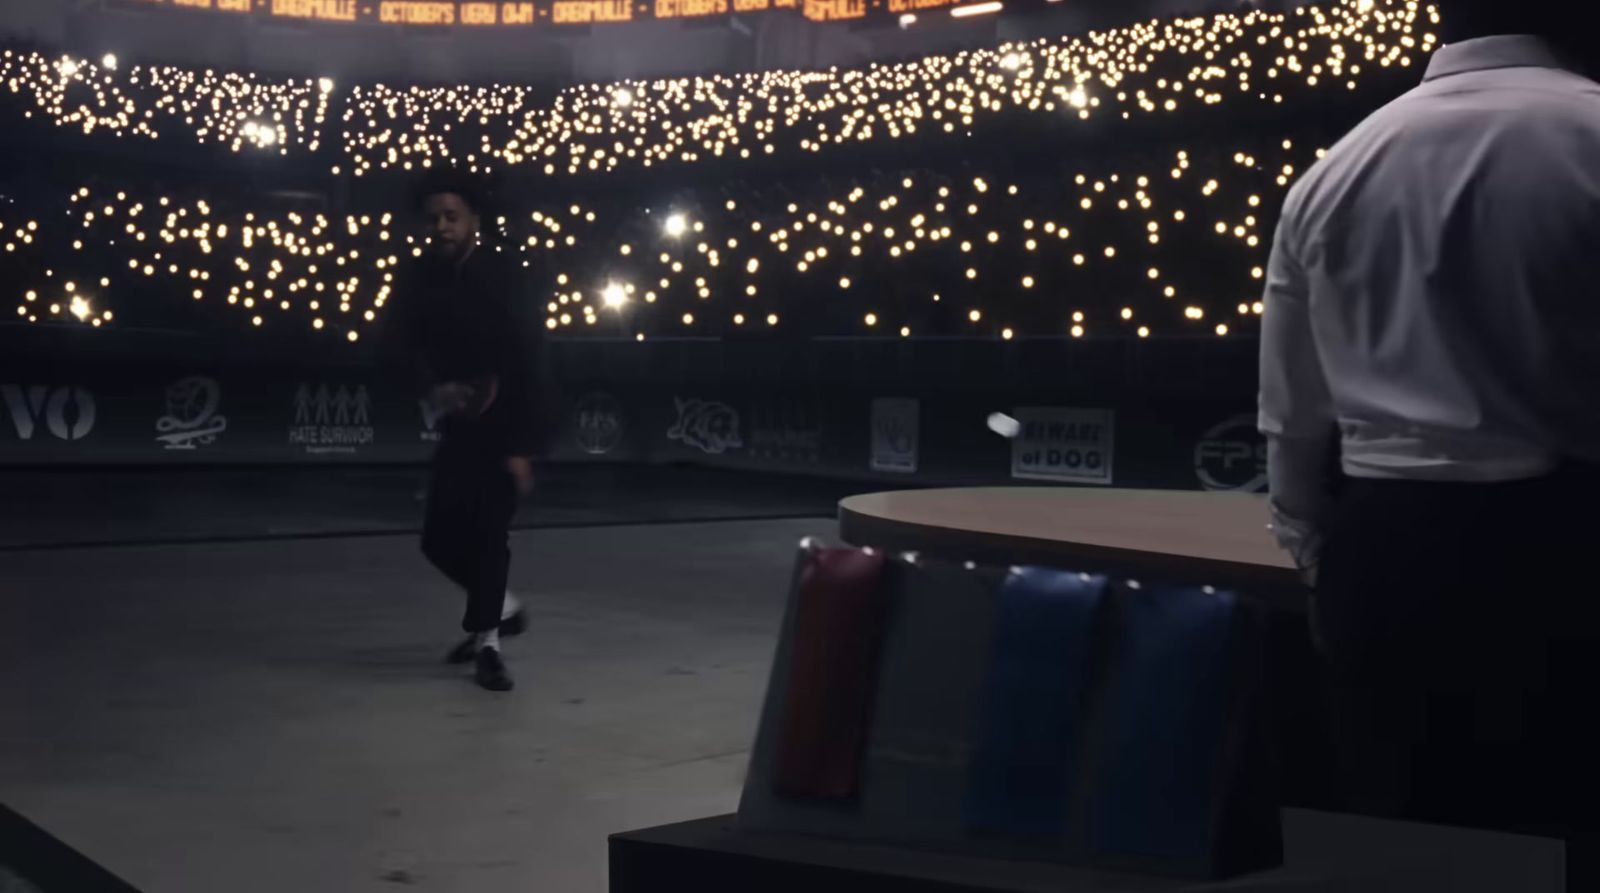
left=2, top=385, right=97, bottom=441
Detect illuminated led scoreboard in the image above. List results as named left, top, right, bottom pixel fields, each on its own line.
left=110, top=0, right=953, bottom=24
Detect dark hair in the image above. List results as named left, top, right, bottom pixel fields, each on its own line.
left=413, top=168, right=488, bottom=217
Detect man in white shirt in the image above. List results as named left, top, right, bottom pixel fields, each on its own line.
left=1260, top=2, right=1600, bottom=834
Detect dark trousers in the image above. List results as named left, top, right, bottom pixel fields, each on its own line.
left=1315, top=465, right=1600, bottom=839
left=421, top=433, right=517, bottom=633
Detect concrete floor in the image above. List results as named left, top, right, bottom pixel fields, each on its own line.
left=0, top=518, right=826, bottom=893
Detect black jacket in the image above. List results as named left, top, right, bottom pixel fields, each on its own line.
left=384, top=246, right=545, bottom=457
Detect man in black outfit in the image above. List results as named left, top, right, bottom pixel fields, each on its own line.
left=387, top=171, right=541, bottom=692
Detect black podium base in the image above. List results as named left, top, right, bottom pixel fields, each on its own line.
left=610, top=811, right=1569, bottom=893
left=609, top=814, right=1190, bottom=893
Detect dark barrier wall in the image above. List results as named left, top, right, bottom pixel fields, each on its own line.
left=0, top=375, right=423, bottom=465
left=538, top=335, right=1267, bottom=492
left=0, top=337, right=1265, bottom=493
left=543, top=387, right=1265, bottom=492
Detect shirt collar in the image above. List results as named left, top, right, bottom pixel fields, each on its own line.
left=1425, top=35, right=1571, bottom=82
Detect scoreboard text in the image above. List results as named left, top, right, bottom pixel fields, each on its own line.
left=112, top=0, right=950, bottom=24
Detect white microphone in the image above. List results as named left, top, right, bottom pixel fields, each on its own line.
left=987, top=412, right=1021, bottom=439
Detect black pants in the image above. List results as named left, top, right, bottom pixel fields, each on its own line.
left=1315, top=464, right=1600, bottom=837
left=421, top=433, right=517, bottom=634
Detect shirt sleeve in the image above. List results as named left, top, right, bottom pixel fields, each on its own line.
left=1258, top=209, right=1338, bottom=573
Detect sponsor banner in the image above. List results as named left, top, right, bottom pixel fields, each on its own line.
left=747, top=402, right=822, bottom=467
left=667, top=396, right=743, bottom=456
left=1194, top=414, right=1268, bottom=493
left=2, top=384, right=98, bottom=443
left=657, top=394, right=847, bottom=472
left=155, top=376, right=229, bottom=451
left=419, top=396, right=448, bottom=444
left=1010, top=407, right=1115, bottom=485
left=288, top=382, right=377, bottom=456
left=870, top=398, right=919, bottom=474
left=0, top=370, right=433, bottom=464
left=1, top=361, right=1253, bottom=491
left=544, top=389, right=639, bottom=461
left=573, top=392, right=625, bottom=456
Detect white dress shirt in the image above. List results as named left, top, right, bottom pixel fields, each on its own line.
left=1259, top=35, right=1600, bottom=571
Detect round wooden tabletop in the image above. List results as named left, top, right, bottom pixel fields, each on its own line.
left=838, top=487, right=1305, bottom=605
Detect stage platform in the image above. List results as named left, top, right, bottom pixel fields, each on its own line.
left=0, top=514, right=831, bottom=893
left=608, top=488, right=1571, bottom=892
left=0, top=463, right=863, bottom=551
left=4, top=478, right=1538, bottom=891
left=610, top=810, right=1564, bottom=893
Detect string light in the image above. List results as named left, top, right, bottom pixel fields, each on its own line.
left=109, top=0, right=1437, bottom=178
left=0, top=0, right=1431, bottom=341
left=3, top=126, right=1317, bottom=337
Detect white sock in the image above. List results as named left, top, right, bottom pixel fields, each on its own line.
left=501, top=591, right=521, bottom=620
left=476, top=629, right=501, bottom=651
